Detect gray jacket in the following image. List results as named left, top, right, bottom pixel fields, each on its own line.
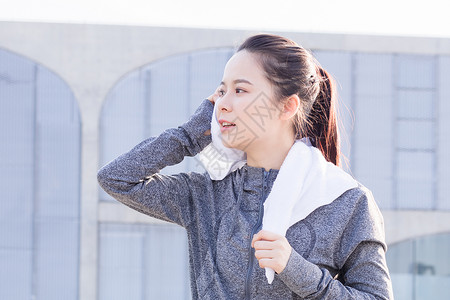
left=97, top=99, right=394, bottom=299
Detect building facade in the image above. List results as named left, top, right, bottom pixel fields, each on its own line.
left=1, top=21, right=449, bottom=299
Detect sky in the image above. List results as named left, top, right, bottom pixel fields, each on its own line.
left=0, top=0, right=449, bottom=38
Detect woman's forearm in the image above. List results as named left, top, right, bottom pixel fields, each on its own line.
left=97, top=99, right=214, bottom=225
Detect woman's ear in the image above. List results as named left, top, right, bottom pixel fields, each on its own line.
left=279, top=95, right=300, bottom=120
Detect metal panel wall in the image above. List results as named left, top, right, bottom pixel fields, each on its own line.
left=99, top=223, right=190, bottom=300
left=353, top=53, right=394, bottom=209
left=394, top=55, right=436, bottom=209
left=0, top=48, right=35, bottom=300
left=437, top=56, right=450, bottom=210
left=34, top=66, right=81, bottom=299
left=0, top=48, right=81, bottom=300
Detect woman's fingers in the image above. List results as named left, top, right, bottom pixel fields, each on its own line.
left=254, top=249, right=271, bottom=259
left=207, top=86, right=221, bottom=104
left=254, top=249, right=279, bottom=259
left=253, top=240, right=276, bottom=250
left=252, top=230, right=292, bottom=274
left=251, top=230, right=280, bottom=247
left=207, top=94, right=216, bottom=104
left=257, top=258, right=286, bottom=272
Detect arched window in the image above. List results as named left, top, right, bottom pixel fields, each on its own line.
left=0, top=48, right=81, bottom=299
left=386, top=232, right=450, bottom=299
left=98, top=48, right=234, bottom=299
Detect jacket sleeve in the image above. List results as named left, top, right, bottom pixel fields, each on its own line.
left=97, top=99, right=214, bottom=227
left=277, top=189, right=394, bottom=299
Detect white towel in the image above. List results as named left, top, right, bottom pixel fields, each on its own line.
left=261, top=138, right=358, bottom=283
left=197, top=101, right=358, bottom=284
left=195, top=98, right=246, bottom=180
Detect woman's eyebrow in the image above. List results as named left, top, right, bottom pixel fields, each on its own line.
left=220, top=79, right=253, bottom=86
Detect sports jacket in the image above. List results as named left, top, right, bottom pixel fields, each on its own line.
left=97, top=99, right=393, bottom=299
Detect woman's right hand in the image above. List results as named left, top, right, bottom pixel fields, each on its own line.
left=203, top=87, right=221, bottom=136
left=207, top=86, right=221, bottom=105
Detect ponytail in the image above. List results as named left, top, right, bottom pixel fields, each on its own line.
left=306, top=67, right=340, bottom=166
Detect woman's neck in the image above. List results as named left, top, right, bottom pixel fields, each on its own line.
left=245, top=135, right=295, bottom=172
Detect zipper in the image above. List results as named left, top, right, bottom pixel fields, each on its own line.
left=244, top=169, right=270, bottom=300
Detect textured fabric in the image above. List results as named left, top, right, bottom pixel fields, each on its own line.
left=97, top=99, right=394, bottom=299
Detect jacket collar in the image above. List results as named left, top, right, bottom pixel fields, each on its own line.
left=240, top=163, right=279, bottom=193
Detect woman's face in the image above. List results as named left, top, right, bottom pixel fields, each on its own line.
left=216, top=50, right=285, bottom=152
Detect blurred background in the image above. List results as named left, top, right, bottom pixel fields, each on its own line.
left=1, top=1, right=449, bottom=299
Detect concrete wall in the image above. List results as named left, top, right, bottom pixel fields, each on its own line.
left=1, top=21, right=450, bottom=300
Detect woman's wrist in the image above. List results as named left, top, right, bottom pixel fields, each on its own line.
left=179, top=99, right=214, bottom=153
left=277, top=248, right=323, bottom=297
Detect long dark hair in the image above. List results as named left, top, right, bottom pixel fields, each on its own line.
left=237, top=33, right=341, bottom=166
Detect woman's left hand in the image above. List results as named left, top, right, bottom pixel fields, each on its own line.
left=251, top=230, right=292, bottom=274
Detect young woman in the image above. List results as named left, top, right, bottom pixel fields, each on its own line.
left=98, top=33, right=393, bottom=299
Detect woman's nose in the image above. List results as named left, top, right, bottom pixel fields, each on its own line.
left=217, top=96, right=231, bottom=113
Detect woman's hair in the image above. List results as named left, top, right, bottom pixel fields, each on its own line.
left=237, top=33, right=341, bottom=166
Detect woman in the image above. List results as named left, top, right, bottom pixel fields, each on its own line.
left=98, top=33, right=393, bottom=299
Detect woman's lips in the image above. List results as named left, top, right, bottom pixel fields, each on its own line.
left=218, top=119, right=236, bottom=133
left=220, top=124, right=235, bottom=133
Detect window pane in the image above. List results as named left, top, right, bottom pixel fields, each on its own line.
left=398, top=90, right=434, bottom=119
left=386, top=239, right=414, bottom=300
left=397, top=120, right=434, bottom=150
left=396, top=55, right=435, bottom=89
left=99, top=223, right=191, bottom=300
left=147, top=56, right=190, bottom=137
left=415, top=233, right=450, bottom=299
left=99, top=227, right=145, bottom=300
left=437, top=56, right=450, bottom=210
left=388, top=233, right=450, bottom=300
left=0, top=249, right=32, bottom=299
left=353, top=53, right=394, bottom=209
left=396, top=151, right=434, bottom=209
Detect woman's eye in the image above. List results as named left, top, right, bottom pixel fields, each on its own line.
left=218, top=88, right=244, bottom=96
